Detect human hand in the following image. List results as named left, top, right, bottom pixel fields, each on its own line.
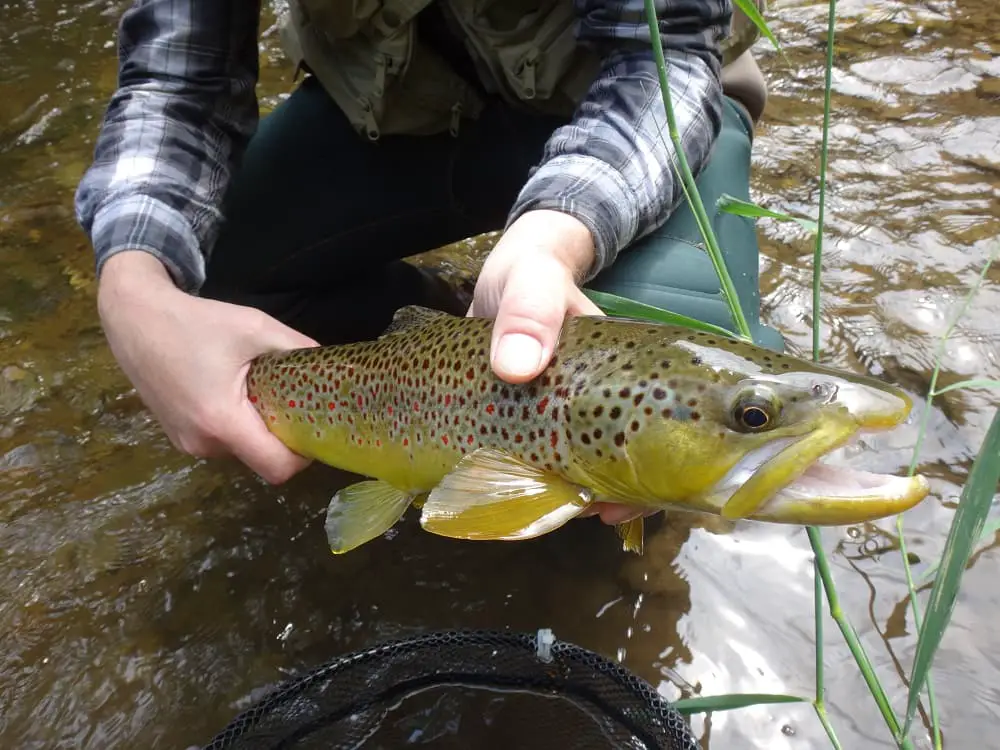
left=468, top=210, right=653, bottom=526
left=97, top=251, right=319, bottom=484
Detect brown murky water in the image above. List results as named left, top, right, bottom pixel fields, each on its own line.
left=1, top=1, right=998, bottom=748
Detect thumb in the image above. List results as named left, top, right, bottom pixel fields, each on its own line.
left=248, top=312, right=320, bottom=353
left=490, top=258, right=571, bottom=383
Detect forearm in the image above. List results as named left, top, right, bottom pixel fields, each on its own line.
left=74, top=0, right=262, bottom=293
left=506, top=0, right=732, bottom=280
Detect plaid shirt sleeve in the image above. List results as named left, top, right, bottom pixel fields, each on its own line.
left=75, top=0, right=731, bottom=294
left=506, top=0, right=733, bottom=281
left=73, top=0, right=262, bottom=293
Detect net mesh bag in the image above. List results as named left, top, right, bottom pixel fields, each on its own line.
left=200, top=629, right=699, bottom=750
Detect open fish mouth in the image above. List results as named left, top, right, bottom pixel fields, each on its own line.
left=713, top=429, right=930, bottom=526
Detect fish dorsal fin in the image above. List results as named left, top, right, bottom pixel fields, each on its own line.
left=381, top=305, right=450, bottom=336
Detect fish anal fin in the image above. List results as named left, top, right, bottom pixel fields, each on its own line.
left=420, top=448, right=591, bottom=541
left=615, top=517, right=645, bottom=556
left=381, top=305, right=450, bottom=336
left=325, top=480, right=414, bottom=554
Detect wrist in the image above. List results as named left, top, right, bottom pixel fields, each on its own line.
left=97, top=250, right=182, bottom=316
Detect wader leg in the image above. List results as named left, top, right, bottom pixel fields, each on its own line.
left=200, top=76, right=561, bottom=344
left=586, top=97, right=785, bottom=353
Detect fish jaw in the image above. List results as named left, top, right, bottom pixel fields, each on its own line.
left=747, top=462, right=930, bottom=525
left=707, top=418, right=930, bottom=526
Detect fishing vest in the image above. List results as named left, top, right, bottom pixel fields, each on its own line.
left=280, top=0, right=766, bottom=141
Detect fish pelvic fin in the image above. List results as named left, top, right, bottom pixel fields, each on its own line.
left=615, top=517, right=645, bottom=556
left=420, top=447, right=592, bottom=542
left=381, top=305, right=450, bottom=336
left=325, top=480, right=414, bottom=554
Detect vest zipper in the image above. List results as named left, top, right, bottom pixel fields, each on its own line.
left=439, top=2, right=519, bottom=104
left=373, top=53, right=388, bottom=98
left=359, top=97, right=380, bottom=141
left=519, top=49, right=538, bottom=99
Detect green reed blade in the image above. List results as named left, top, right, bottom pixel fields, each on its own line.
left=919, top=516, right=1000, bottom=585
left=894, top=250, right=998, bottom=749
left=814, top=703, right=844, bottom=750
left=932, top=378, right=1000, bottom=396
left=583, top=289, right=738, bottom=338
left=717, top=193, right=819, bottom=234
left=899, top=408, right=1000, bottom=742
left=673, top=693, right=807, bottom=715
left=733, top=0, right=784, bottom=56
left=642, top=0, right=753, bottom=342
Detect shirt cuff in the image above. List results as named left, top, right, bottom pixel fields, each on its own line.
left=505, top=153, right=637, bottom=283
left=90, top=195, right=207, bottom=293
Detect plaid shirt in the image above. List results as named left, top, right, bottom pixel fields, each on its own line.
left=75, top=0, right=732, bottom=293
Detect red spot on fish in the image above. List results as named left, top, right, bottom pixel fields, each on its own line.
left=249, top=395, right=258, bottom=404
left=357, top=395, right=363, bottom=408
left=403, top=438, right=409, bottom=446
left=306, top=392, right=312, bottom=401
left=467, top=434, right=474, bottom=445
left=536, top=396, right=550, bottom=415
left=269, top=415, right=276, bottom=422
left=388, top=405, right=394, bottom=415
left=328, top=402, right=335, bottom=410
left=514, top=433, right=523, bottom=443
left=441, top=436, right=449, bottom=446
left=550, top=431, right=558, bottom=448
left=307, top=414, right=315, bottom=423
left=413, top=401, right=420, bottom=412
left=466, top=367, right=475, bottom=381
left=287, top=399, right=296, bottom=408
left=445, top=394, right=452, bottom=407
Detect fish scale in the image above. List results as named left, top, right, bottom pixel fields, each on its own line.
left=248, top=309, right=728, bottom=487
left=246, top=305, right=930, bottom=555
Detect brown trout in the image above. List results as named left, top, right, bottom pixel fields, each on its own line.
left=246, top=306, right=930, bottom=555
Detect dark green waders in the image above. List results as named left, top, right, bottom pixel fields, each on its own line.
left=201, top=75, right=784, bottom=353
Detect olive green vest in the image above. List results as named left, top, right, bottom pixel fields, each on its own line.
left=280, top=0, right=764, bottom=141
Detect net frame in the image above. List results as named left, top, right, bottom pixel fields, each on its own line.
left=200, top=629, right=699, bottom=750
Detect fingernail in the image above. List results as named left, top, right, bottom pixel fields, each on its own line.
left=494, top=333, right=543, bottom=378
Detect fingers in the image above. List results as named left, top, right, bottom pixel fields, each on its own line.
left=225, top=398, right=313, bottom=484
left=580, top=503, right=657, bottom=525
left=489, top=257, right=571, bottom=383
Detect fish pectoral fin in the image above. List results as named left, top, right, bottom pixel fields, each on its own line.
left=420, top=448, right=591, bottom=541
left=615, top=517, right=645, bottom=556
left=325, top=480, right=414, bottom=554
left=380, top=305, right=450, bottom=337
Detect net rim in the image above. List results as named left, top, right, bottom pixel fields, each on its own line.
left=201, top=628, right=698, bottom=750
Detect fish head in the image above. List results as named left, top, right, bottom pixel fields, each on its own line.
left=591, top=336, right=931, bottom=526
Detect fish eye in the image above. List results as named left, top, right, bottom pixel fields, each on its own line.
left=730, top=387, right=781, bottom=432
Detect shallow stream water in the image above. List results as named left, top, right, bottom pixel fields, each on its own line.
left=1, top=1, right=998, bottom=748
